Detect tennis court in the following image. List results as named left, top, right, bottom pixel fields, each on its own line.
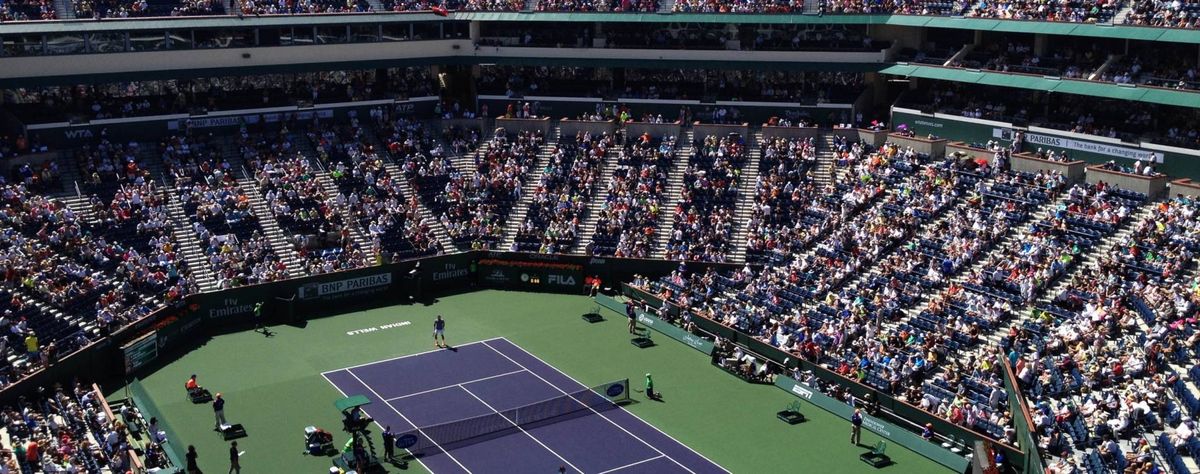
left=322, top=337, right=728, bottom=474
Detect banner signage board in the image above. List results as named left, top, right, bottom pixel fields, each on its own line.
left=476, top=259, right=583, bottom=293
left=635, top=310, right=714, bottom=354
left=1024, top=133, right=1163, bottom=163
left=298, top=272, right=393, bottom=301
left=593, top=293, right=713, bottom=354
left=122, top=331, right=158, bottom=375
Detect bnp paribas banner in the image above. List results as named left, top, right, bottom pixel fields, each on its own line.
left=297, top=272, right=394, bottom=301
left=1024, top=133, right=1163, bottom=163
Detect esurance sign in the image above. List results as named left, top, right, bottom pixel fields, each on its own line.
left=1025, top=133, right=1163, bottom=163
left=635, top=310, right=714, bottom=354
left=299, top=273, right=392, bottom=300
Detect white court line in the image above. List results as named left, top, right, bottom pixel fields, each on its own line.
left=596, top=455, right=666, bottom=474
left=320, top=337, right=505, bottom=375
left=480, top=340, right=696, bottom=474
left=457, top=384, right=584, bottom=474
left=345, top=370, right=475, bottom=474
left=386, top=369, right=527, bottom=402
left=491, top=337, right=731, bottom=474
left=320, top=372, right=436, bottom=474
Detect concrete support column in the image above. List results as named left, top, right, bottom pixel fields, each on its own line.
left=1033, top=33, right=1047, bottom=57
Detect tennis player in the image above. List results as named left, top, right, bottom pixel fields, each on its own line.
left=434, top=315, right=446, bottom=348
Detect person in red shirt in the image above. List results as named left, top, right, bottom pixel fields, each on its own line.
left=25, top=439, right=39, bottom=469
left=186, top=374, right=204, bottom=397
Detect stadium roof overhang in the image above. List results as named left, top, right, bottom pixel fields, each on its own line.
left=881, top=64, right=1200, bottom=109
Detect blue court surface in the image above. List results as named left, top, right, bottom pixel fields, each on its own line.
left=322, top=337, right=728, bottom=474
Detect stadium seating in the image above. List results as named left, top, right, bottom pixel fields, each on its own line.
left=513, top=131, right=610, bottom=253
left=0, top=0, right=56, bottom=19
left=588, top=133, right=675, bottom=258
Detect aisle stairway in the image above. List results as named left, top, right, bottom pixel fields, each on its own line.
left=378, top=159, right=457, bottom=253
left=650, top=130, right=694, bottom=259
left=729, top=130, right=762, bottom=263
left=164, top=196, right=220, bottom=291
left=238, top=174, right=302, bottom=278
left=814, top=134, right=838, bottom=187
left=313, top=170, right=375, bottom=255
left=59, top=192, right=98, bottom=223
left=574, top=147, right=621, bottom=255
left=53, top=0, right=75, bottom=19
left=53, top=151, right=84, bottom=199
left=499, top=130, right=557, bottom=250
left=907, top=188, right=1069, bottom=347
left=130, top=141, right=171, bottom=186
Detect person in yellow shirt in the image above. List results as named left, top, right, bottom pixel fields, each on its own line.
left=24, top=332, right=38, bottom=362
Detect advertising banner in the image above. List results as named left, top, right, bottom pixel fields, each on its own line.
left=122, top=332, right=157, bottom=375
left=297, top=272, right=393, bottom=301
left=635, top=309, right=714, bottom=355
left=1025, top=133, right=1163, bottom=163
left=476, top=259, right=584, bottom=293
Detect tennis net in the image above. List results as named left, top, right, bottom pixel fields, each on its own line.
left=392, top=378, right=631, bottom=455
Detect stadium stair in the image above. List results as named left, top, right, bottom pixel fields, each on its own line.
left=50, top=151, right=83, bottom=198
left=1032, top=201, right=1153, bottom=314
left=814, top=134, right=837, bottom=187
left=574, top=145, right=620, bottom=255
left=1112, top=6, right=1135, bottom=25
left=523, top=0, right=537, bottom=11
left=367, top=0, right=385, bottom=11
left=286, top=130, right=376, bottom=259
left=380, top=159, right=456, bottom=253
left=54, top=0, right=76, bottom=19
left=314, top=169, right=375, bottom=255
left=59, top=193, right=98, bottom=222
left=657, top=0, right=674, bottom=12
left=956, top=190, right=1067, bottom=348
left=239, top=173, right=301, bottom=278
left=135, top=140, right=171, bottom=184
left=650, top=129, right=693, bottom=260
left=729, top=130, right=763, bottom=263
left=499, top=128, right=556, bottom=250
left=165, top=192, right=221, bottom=291
left=970, top=189, right=1146, bottom=354
left=1088, top=54, right=1122, bottom=82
